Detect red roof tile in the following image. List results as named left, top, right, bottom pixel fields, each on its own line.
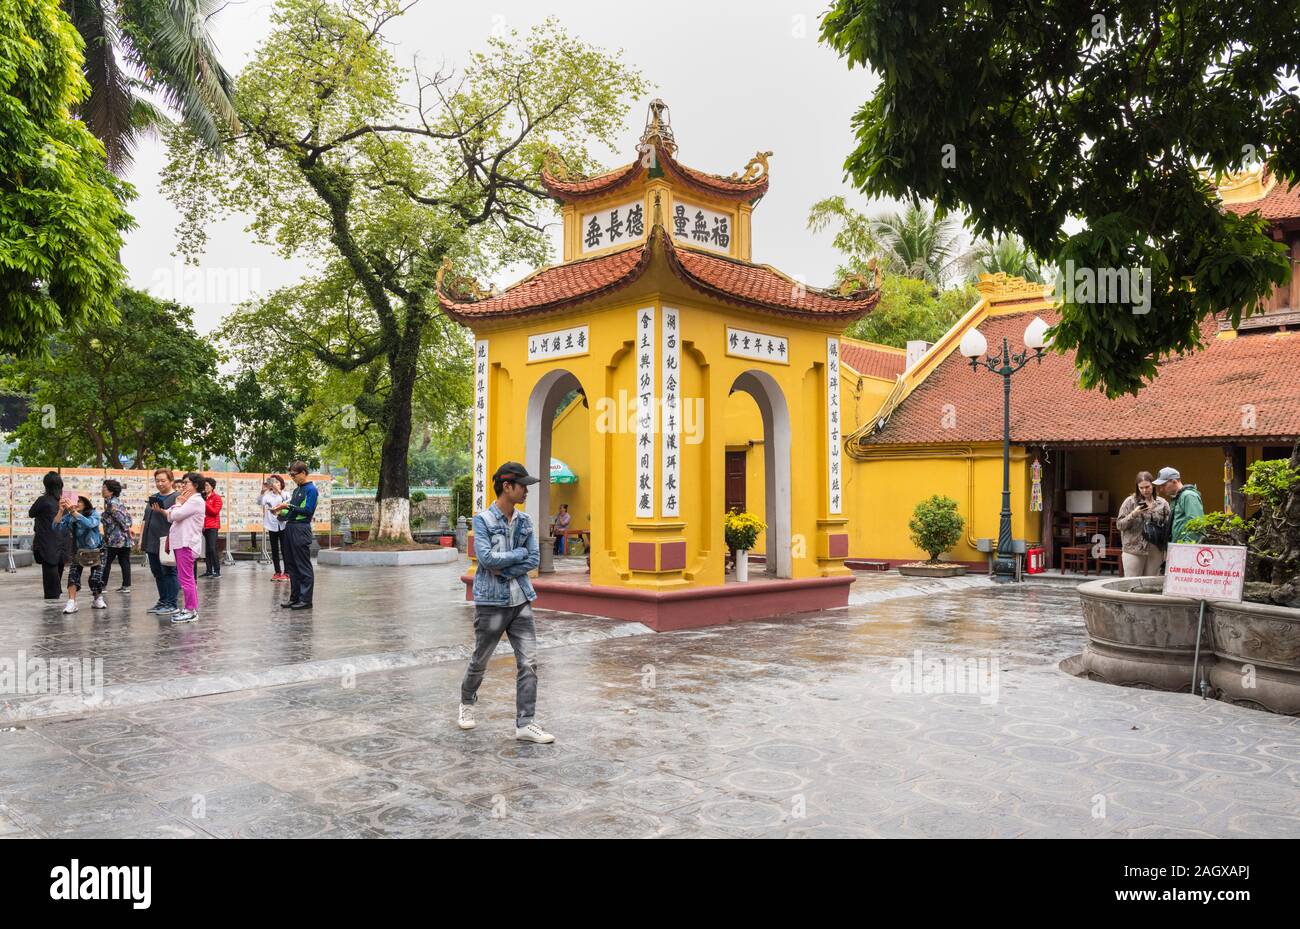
left=1222, top=178, right=1300, bottom=224
left=440, top=229, right=878, bottom=323
left=439, top=246, right=650, bottom=320
left=864, top=310, right=1300, bottom=446
left=840, top=341, right=907, bottom=380
left=541, top=144, right=768, bottom=204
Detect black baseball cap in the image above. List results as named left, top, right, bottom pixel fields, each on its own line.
left=493, top=462, right=540, bottom=486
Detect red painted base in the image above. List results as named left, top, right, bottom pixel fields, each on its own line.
left=461, top=574, right=853, bottom=632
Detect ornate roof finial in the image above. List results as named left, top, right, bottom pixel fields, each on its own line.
left=640, top=98, right=677, bottom=156
left=730, top=151, right=773, bottom=184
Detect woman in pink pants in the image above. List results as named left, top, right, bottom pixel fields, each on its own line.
left=154, top=471, right=206, bottom=624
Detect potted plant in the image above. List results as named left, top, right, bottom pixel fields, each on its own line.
left=724, top=510, right=765, bottom=582
left=900, top=495, right=966, bottom=577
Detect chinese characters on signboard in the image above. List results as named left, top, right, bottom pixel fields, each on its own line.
left=636, top=307, right=655, bottom=518
left=670, top=201, right=732, bottom=255
left=580, top=200, right=645, bottom=254
left=661, top=307, right=681, bottom=518
left=726, top=326, right=788, bottom=364
left=527, top=325, right=589, bottom=363
left=474, top=340, right=490, bottom=512
left=827, top=337, right=842, bottom=515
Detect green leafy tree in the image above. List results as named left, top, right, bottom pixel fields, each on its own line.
left=908, top=494, right=965, bottom=563
left=164, top=0, right=648, bottom=540
left=1, top=288, right=222, bottom=467
left=821, top=0, right=1296, bottom=396
left=203, top=368, right=324, bottom=473
left=1, top=0, right=132, bottom=356
left=845, top=273, right=977, bottom=347
left=968, top=235, right=1048, bottom=284
left=809, top=197, right=970, bottom=287
left=67, top=0, right=238, bottom=172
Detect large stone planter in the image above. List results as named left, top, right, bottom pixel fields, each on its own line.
left=1074, top=576, right=1213, bottom=693
left=1208, top=599, right=1300, bottom=715
left=897, top=562, right=967, bottom=578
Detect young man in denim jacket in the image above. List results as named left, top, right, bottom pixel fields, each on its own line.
left=459, top=462, right=554, bottom=743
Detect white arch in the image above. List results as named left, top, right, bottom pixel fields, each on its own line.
left=524, top=369, right=583, bottom=551
left=731, top=369, right=793, bottom=579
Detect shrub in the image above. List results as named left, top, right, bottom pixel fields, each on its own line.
left=724, top=511, right=765, bottom=551
left=410, top=490, right=427, bottom=505
left=1183, top=512, right=1248, bottom=547
left=450, top=474, right=474, bottom=523
left=1241, top=458, right=1300, bottom=510
left=908, top=495, right=964, bottom=562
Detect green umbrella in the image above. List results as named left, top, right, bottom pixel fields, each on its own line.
left=550, top=458, right=577, bottom=484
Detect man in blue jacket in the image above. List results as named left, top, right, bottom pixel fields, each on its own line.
left=459, top=462, right=553, bottom=743
left=272, top=461, right=318, bottom=610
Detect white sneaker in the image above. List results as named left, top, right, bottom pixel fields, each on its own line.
left=514, top=723, right=555, bottom=744
left=92, top=595, right=107, bottom=610
left=170, top=610, right=197, bottom=624
left=62, top=599, right=78, bottom=614
left=457, top=704, right=476, bottom=730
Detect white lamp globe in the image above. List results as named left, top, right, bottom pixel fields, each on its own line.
left=1023, top=316, right=1049, bottom=350
left=959, top=327, right=988, bottom=359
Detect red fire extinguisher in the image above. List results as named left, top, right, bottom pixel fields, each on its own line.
left=1026, top=547, right=1045, bottom=574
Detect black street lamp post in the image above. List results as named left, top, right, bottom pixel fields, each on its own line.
left=960, top=317, right=1048, bottom=583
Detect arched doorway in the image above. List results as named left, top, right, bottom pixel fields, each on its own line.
left=729, top=370, right=792, bottom=578
left=524, top=369, right=585, bottom=571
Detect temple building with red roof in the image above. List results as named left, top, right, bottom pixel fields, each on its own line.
left=842, top=165, right=1300, bottom=570
left=440, top=101, right=882, bottom=628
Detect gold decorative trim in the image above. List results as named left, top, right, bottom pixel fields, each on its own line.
left=436, top=258, right=492, bottom=301
left=975, top=272, right=1052, bottom=302
left=542, top=148, right=573, bottom=181
left=836, top=260, right=881, bottom=297
left=729, top=150, right=773, bottom=184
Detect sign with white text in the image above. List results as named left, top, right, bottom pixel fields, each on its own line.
left=1163, top=543, right=1247, bottom=602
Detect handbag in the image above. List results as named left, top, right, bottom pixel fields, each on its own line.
left=76, top=548, right=102, bottom=568
left=1141, top=513, right=1169, bottom=548
left=159, top=537, right=176, bottom=566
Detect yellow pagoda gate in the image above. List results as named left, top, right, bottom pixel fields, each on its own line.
left=439, top=101, right=880, bottom=629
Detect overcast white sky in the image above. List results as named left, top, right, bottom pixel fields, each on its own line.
left=123, top=0, right=892, bottom=333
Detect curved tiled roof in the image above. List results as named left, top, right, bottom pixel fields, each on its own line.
left=439, top=229, right=878, bottom=323
left=840, top=341, right=908, bottom=380
left=541, top=144, right=768, bottom=204
left=1222, top=177, right=1300, bottom=223
left=863, top=310, right=1300, bottom=446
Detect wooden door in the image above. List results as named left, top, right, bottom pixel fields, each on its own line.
left=725, top=450, right=747, bottom=513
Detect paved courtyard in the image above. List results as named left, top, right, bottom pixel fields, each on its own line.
left=1, top=560, right=1297, bottom=838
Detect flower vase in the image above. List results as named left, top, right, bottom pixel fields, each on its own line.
left=736, top=548, right=749, bottom=583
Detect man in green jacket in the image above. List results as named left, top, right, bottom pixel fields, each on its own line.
left=1154, top=467, right=1205, bottom=543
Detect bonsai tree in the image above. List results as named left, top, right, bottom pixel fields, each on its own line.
left=724, top=511, right=765, bottom=553
left=1184, top=455, right=1300, bottom=606
left=908, top=495, right=964, bottom=563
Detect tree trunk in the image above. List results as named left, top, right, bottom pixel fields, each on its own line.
left=373, top=334, right=420, bottom=541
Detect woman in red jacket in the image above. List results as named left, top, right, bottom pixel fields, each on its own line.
left=200, top=477, right=223, bottom=578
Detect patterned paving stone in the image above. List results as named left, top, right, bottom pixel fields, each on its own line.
left=3, top=570, right=1297, bottom=837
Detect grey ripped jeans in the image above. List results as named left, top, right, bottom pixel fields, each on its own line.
left=460, top=601, right=538, bottom=728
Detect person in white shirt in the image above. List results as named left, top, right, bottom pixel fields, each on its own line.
left=259, top=475, right=290, bottom=581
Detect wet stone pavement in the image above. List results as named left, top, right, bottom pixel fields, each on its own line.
left=1, top=562, right=1298, bottom=838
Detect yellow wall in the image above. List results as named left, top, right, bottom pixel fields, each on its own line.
left=473, top=285, right=854, bottom=590
left=842, top=445, right=1035, bottom=563
left=723, top=388, right=767, bottom=553
left=1063, top=446, right=1227, bottom=515
left=548, top=397, right=592, bottom=536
